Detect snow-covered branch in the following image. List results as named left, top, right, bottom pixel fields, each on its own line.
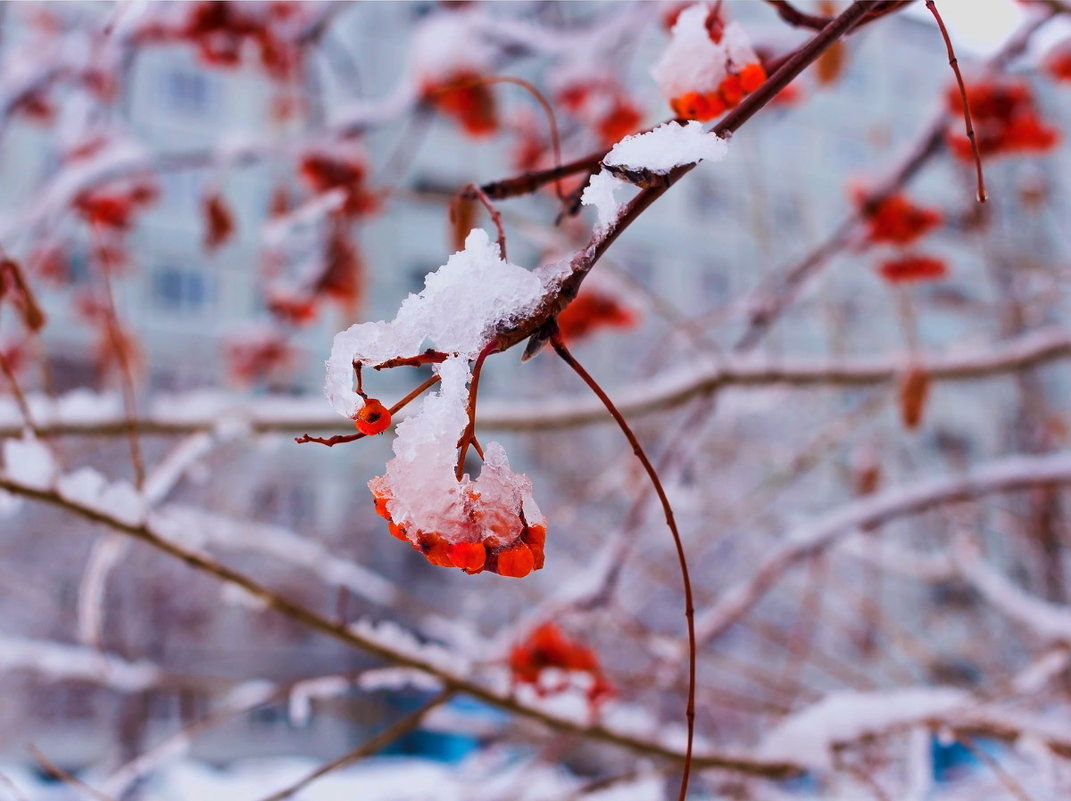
left=696, top=452, right=1071, bottom=646
left=5, top=326, right=1071, bottom=438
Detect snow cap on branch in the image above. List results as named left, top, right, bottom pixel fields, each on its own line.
left=652, top=6, right=759, bottom=100
left=603, top=121, right=727, bottom=175
left=325, top=228, right=543, bottom=419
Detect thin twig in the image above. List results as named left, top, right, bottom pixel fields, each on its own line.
left=456, top=340, right=497, bottom=479
left=296, top=373, right=441, bottom=446
left=550, top=333, right=697, bottom=801
left=926, top=0, right=987, bottom=203
left=957, top=735, right=1036, bottom=801
left=257, top=689, right=453, bottom=801
left=29, top=746, right=117, bottom=801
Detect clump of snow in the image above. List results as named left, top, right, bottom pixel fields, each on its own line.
left=0, top=635, right=160, bottom=692
left=410, top=9, right=494, bottom=83
left=2, top=435, right=56, bottom=490
left=757, top=687, right=969, bottom=771
left=581, top=171, right=629, bottom=230
left=358, top=667, right=443, bottom=693
left=325, top=229, right=543, bottom=418
left=651, top=6, right=758, bottom=99
left=603, top=121, right=727, bottom=175
left=57, top=467, right=146, bottom=526
left=372, top=365, right=545, bottom=549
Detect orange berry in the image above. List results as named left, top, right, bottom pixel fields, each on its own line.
left=448, top=541, right=487, bottom=573
left=373, top=492, right=392, bottom=521
left=671, top=91, right=712, bottom=121
left=523, top=525, right=547, bottom=570
left=388, top=521, right=408, bottom=541
left=354, top=398, right=391, bottom=435
left=739, top=62, right=766, bottom=93
left=497, top=543, right=535, bottom=578
left=719, top=74, right=744, bottom=107
left=703, top=92, right=727, bottom=119
left=421, top=536, right=455, bottom=568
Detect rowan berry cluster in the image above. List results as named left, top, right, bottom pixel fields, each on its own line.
left=509, top=623, right=614, bottom=708
left=856, top=191, right=947, bottom=285
left=946, top=80, right=1059, bottom=161
left=371, top=483, right=547, bottom=578
left=653, top=4, right=767, bottom=123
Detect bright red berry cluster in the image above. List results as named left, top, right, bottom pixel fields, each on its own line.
left=671, top=62, right=766, bottom=123
left=946, top=81, right=1059, bottom=161
left=371, top=486, right=546, bottom=578
left=877, top=254, right=948, bottom=284
left=423, top=73, right=498, bottom=137
left=74, top=180, right=158, bottom=231
left=509, top=623, right=614, bottom=709
left=298, top=150, right=379, bottom=218
left=1046, top=42, right=1071, bottom=82
left=556, top=82, right=644, bottom=147
left=854, top=190, right=947, bottom=286
left=860, top=193, right=942, bottom=247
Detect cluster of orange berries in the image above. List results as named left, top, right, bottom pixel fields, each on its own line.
left=371, top=485, right=547, bottom=578
left=509, top=623, right=614, bottom=708
left=423, top=73, right=497, bottom=137
left=946, top=81, right=1059, bottom=161
left=298, top=150, right=379, bottom=219
left=670, top=62, right=766, bottom=122
left=860, top=193, right=942, bottom=247
left=856, top=191, right=947, bottom=286
left=556, top=83, right=644, bottom=147
left=74, top=180, right=158, bottom=232
left=877, top=254, right=947, bottom=284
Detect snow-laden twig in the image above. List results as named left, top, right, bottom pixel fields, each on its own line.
left=76, top=533, right=129, bottom=647
left=956, top=539, right=1071, bottom=643
left=0, top=472, right=804, bottom=779
left=6, top=326, right=1071, bottom=438
left=0, top=633, right=161, bottom=692
left=695, top=452, right=1071, bottom=646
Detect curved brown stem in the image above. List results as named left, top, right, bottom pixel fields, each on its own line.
left=550, top=333, right=696, bottom=801
left=926, top=0, right=987, bottom=203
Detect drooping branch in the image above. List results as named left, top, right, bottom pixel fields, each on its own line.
left=0, top=473, right=803, bottom=780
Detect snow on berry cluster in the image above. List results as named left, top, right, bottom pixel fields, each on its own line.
left=325, top=229, right=549, bottom=577
left=652, top=4, right=766, bottom=122
left=411, top=10, right=498, bottom=136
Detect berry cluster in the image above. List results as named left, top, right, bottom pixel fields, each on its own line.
left=855, top=191, right=947, bottom=286
left=298, top=148, right=379, bottom=219
left=671, top=62, right=766, bottom=123
left=371, top=484, right=546, bottom=578
left=556, top=82, right=644, bottom=146
left=877, top=254, right=947, bottom=284
left=946, top=81, right=1059, bottom=161
left=509, top=623, right=614, bottom=708
left=860, top=193, right=942, bottom=247
left=423, top=73, right=498, bottom=137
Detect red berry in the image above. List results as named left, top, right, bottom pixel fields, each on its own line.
left=354, top=398, right=391, bottom=435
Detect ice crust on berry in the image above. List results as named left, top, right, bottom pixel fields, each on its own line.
left=651, top=5, right=758, bottom=99
left=370, top=356, right=544, bottom=548
left=581, top=171, right=629, bottom=230
left=325, top=228, right=543, bottom=418
left=602, top=121, right=727, bottom=175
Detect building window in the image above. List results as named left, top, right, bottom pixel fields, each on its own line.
left=151, top=265, right=211, bottom=312
left=163, top=68, right=213, bottom=116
